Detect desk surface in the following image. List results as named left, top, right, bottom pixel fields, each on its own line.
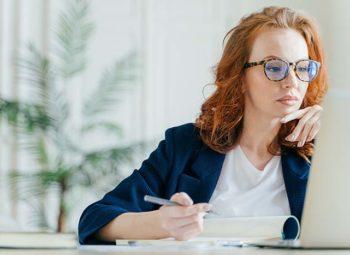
left=1, top=246, right=350, bottom=255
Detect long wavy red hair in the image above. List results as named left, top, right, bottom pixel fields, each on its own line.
left=195, top=6, right=328, bottom=162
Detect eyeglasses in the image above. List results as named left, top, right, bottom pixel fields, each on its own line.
left=244, top=58, right=321, bottom=82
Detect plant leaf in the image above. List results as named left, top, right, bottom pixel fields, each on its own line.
left=83, top=51, right=138, bottom=118
left=53, top=0, right=94, bottom=78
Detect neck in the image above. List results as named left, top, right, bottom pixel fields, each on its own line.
left=238, top=106, right=282, bottom=157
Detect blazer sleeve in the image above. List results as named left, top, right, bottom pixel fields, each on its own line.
left=78, top=127, right=175, bottom=245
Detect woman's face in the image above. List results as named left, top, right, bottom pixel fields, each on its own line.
left=243, top=28, right=309, bottom=119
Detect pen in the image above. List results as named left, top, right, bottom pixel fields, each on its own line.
left=144, top=195, right=179, bottom=206
left=144, top=195, right=215, bottom=214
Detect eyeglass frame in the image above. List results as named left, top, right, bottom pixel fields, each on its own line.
left=243, top=57, right=321, bottom=82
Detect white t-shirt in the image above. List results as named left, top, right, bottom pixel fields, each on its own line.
left=207, top=144, right=290, bottom=218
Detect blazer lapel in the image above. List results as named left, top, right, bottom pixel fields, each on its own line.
left=187, top=144, right=225, bottom=203
left=281, top=148, right=311, bottom=221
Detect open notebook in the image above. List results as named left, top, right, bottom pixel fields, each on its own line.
left=115, top=215, right=299, bottom=247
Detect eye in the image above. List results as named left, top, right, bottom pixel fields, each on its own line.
left=266, top=66, right=282, bottom=72
left=297, top=66, right=308, bottom=72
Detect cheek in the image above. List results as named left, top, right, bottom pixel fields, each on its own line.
left=300, top=84, right=309, bottom=98
left=248, top=84, right=278, bottom=112
left=245, top=71, right=278, bottom=104
left=246, top=70, right=272, bottom=94
left=298, top=83, right=309, bottom=104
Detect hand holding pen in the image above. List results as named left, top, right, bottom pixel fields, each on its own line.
left=144, top=193, right=212, bottom=241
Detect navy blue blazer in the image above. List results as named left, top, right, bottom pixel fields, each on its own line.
left=78, top=123, right=311, bottom=244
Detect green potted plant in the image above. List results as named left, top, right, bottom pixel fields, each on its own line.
left=0, top=0, right=145, bottom=232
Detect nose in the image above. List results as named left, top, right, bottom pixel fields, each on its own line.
left=281, top=67, right=299, bottom=89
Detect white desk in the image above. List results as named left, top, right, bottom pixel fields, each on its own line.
left=1, top=246, right=350, bottom=255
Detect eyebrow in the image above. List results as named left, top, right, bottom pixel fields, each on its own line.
left=263, top=55, right=280, bottom=60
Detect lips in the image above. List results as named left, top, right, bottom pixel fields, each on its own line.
left=277, top=95, right=299, bottom=106
left=277, top=95, right=299, bottom=101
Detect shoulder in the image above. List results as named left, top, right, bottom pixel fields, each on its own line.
left=165, top=122, right=200, bottom=141
left=163, top=122, right=203, bottom=157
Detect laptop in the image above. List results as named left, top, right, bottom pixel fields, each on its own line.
left=252, top=89, right=350, bottom=249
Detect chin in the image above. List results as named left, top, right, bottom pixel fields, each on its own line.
left=276, top=101, right=301, bottom=114
left=284, top=106, right=298, bottom=113
left=274, top=106, right=297, bottom=118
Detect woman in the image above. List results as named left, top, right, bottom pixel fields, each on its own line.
left=78, top=6, right=327, bottom=244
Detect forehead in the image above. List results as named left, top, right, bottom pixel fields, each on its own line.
left=248, top=28, right=309, bottom=62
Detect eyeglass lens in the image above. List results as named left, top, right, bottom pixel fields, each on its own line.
left=264, top=59, right=318, bottom=82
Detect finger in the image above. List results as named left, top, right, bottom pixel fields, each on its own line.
left=298, top=112, right=322, bottom=146
left=297, top=123, right=312, bottom=147
left=170, top=192, right=193, bottom=206
left=164, top=203, right=212, bottom=218
left=306, top=117, right=321, bottom=142
left=306, top=125, right=319, bottom=142
left=280, top=107, right=310, bottom=123
left=165, top=213, right=203, bottom=230
left=173, top=220, right=204, bottom=241
left=282, top=104, right=322, bottom=123
left=285, top=107, right=320, bottom=142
